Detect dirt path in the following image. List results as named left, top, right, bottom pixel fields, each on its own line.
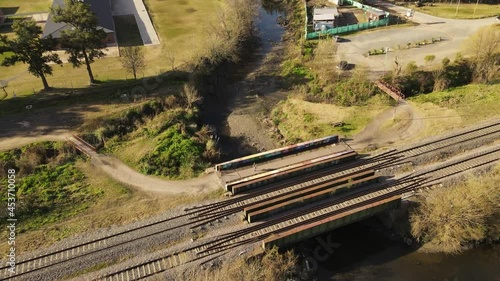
left=350, top=101, right=424, bottom=151
left=91, top=155, right=220, bottom=194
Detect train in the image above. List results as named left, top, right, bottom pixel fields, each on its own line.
left=226, top=149, right=357, bottom=194
left=215, top=135, right=340, bottom=172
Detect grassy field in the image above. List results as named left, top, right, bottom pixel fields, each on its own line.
left=409, top=83, right=500, bottom=138
left=412, top=3, right=500, bottom=19
left=0, top=0, right=219, bottom=98
left=272, top=95, right=392, bottom=142
left=0, top=144, right=221, bottom=253
left=0, top=0, right=52, bottom=14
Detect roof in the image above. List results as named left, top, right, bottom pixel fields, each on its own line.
left=313, top=7, right=339, bottom=21
left=366, top=9, right=386, bottom=16
left=42, top=0, right=115, bottom=39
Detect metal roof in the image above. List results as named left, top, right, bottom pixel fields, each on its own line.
left=42, top=0, right=115, bottom=38
left=313, top=7, right=339, bottom=21
left=366, top=9, right=386, bottom=16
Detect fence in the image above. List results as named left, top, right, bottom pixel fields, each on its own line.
left=306, top=18, right=389, bottom=39
left=305, top=0, right=391, bottom=40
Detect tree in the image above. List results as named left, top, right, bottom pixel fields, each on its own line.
left=463, top=25, right=500, bottom=83
left=0, top=19, right=61, bottom=91
left=51, top=0, right=107, bottom=84
left=424, top=54, right=435, bottom=66
left=181, top=83, right=202, bottom=109
left=119, top=46, right=145, bottom=79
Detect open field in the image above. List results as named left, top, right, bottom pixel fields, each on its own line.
left=407, top=83, right=500, bottom=138
left=411, top=3, right=500, bottom=19
left=1, top=0, right=219, bottom=98
left=272, top=95, right=392, bottom=141
left=0, top=0, right=52, bottom=14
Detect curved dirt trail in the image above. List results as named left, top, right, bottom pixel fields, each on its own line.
left=350, top=102, right=424, bottom=150
left=90, top=154, right=220, bottom=194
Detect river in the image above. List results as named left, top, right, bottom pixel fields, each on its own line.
left=299, top=217, right=500, bottom=281
left=207, top=1, right=499, bottom=280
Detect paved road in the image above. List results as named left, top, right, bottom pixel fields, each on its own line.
left=337, top=2, right=498, bottom=74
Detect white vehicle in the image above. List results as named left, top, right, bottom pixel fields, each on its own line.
left=406, top=9, right=414, bottom=17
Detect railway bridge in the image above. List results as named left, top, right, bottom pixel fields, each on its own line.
left=2, top=120, right=499, bottom=281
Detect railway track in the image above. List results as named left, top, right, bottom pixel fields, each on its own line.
left=0, top=152, right=392, bottom=280
left=94, top=145, right=499, bottom=281
left=2, top=121, right=499, bottom=280
left=389, top=120, right=500, bottom=159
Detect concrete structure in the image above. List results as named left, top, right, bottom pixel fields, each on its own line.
left=366, top=8, right=387, bottom=21
left=42, top=0, right=117, bottom=46
left=328, top=0, right=344, bottom=6
left=313, top=7, right=340, bottom=31
left=110, top=0, right=160, bottom=45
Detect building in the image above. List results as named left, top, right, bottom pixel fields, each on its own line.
left=313, top=7, right=340, bottom=31
left=328, top=0, right=344, bottom=6
left=366, top=9, right=387, bottom=21
left=42, top=0, right=116, bottom=46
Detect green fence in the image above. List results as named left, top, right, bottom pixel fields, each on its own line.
left=306, top=18, right=389, bottom=39
left=306, top=0, right=390, bottom=40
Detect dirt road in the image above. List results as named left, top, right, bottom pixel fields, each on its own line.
left=337, top=5, right=497, bottom=74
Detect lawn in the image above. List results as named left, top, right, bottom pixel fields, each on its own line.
left=0, top=0, right=220, bottom=99
left=143, top=0, right=218, bottom=61
left=409, top=83, right=500, bottom=138
left=1, top=0, right=52, bottom=14
left=412, top=3, right=500, bottom=19
left=272, top=95, right=392, bottom=142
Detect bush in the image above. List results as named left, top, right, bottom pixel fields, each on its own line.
left=175, top=247, right=300, bottom=281
left=410, top=166, right=500, bottom=254
left=139, top=125, right=206, bottom=179
left=0, top=142, right=100, bottom=231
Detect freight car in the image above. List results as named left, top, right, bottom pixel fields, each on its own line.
left=215, top=135, right=340, bottom=171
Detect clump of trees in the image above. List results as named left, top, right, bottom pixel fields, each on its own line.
left=463, top=25, right=499, bottom=84
left=386, top=26, right=498, bottom=97
left=0, top=19, right=62, bottom=91
left=193, top=0, right=258, bottom=72
left=410, top=166, right=500, bottom=254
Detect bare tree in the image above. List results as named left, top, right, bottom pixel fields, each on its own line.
left=463, top=26, right=500, bottom=83
left=165, top=50, right=176, bottom=71
left=120, top=46, right=146, bottom=79
left=181, top=83, right=202, bottom=109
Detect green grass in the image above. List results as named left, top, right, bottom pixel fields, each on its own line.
left=410, top=83, right=500, bottom=121
left=0, top=142, right=102, bottom=233
left=409, top=83, right=500, bottom=138
left=144, top=0, right=218, bottom=58
left=271, top=95, right=392, bottom=142
left=0, top=0, right=218, bottom=101
left=113, top=15, right=143, bottom=47
left=1, top=0, right=52, bottom=14
left=412, top=3, right=500, bottom=19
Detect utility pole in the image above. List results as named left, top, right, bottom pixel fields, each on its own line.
left=454, top=0, right=461, bottom=17
left=473, top=0, right=480, bottom=17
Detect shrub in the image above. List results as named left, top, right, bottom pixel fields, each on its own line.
left=139, top=125, right=205, bottom=179
left=410, top=166, right=500, bottom=254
